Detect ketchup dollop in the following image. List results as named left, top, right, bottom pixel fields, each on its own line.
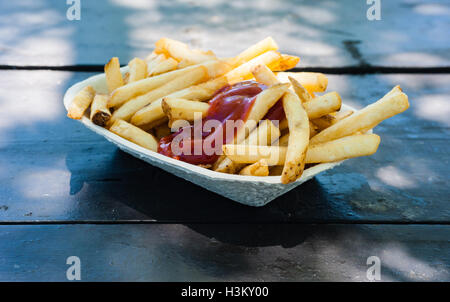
left=158, top=81, right=267, bottom=165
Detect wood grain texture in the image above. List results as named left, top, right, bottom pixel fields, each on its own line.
left=0, top=0, right=448, bottom=67
left=0, top=224, right=448, bottom=281
left=0, top=70, right=448, bottom=222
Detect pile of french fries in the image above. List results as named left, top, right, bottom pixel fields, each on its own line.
left=67, top=37, right=409, bottom=184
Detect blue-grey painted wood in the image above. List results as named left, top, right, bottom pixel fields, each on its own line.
left=0, top=0, right=448, bottom=67
left=0, top=71, right=448, bottom=222
left=0, top=224, right=448, bottom=281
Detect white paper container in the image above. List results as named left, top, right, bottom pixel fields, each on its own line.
left=63, top=69, right=364, bottom=207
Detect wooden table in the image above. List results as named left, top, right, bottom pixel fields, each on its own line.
left=0, top=0, right=449, bottom=281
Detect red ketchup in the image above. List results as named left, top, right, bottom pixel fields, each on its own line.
left=158, top=81, right=267, bottom=165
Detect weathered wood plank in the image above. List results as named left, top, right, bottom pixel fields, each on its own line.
left=0, top=70, right=448, bottom=222
left=0, top=1, right=448, bottom=67
left=0, top=224, right=448, bottom=281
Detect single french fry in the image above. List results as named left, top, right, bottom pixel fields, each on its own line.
left=312, top=110, right=354, bottom=130
left=109, top=60, right=230, bottom=108
left=105, top=57, right=124, bottom=93
left=128, top=58, right=147, bottom=83
left=145, top=51, right=158, bottom=62
left=306, top=134, right=380, bottom=163
left=110, top=66, right=208, bottom=122
left=303, top=92, right=342, bottom=119
left=148, top=57, right=178, bottom=77
left=288, top=76, right=312, bottom=103
left=67, top=85, right=96, bottom=119
left=225, top=51, right=282, bottom=83
left=310, top=87, right=409, bottom=145
left=239, top=159, right=269, bottom=176
left=281, top=91, right=310, bottom=184
left=251, top=64, right=279, bottom=86
left=268, top=54, right=300, bottom=72
left=155, top=38, right=217, bottom=65
left=277, top=72, right=328, bottom=94
left=130, top=76, right=229, bottom=127
left=223, top=134, right=381, bottom=165
left=229, top=37, right=278, bottom=67
left=90, top=94, right=111, bottom=126
left=162, top=97, right=210, bottom=126
left=214, top=120, right=281, bottom=173
left=109, top=119, right=158, bottom=151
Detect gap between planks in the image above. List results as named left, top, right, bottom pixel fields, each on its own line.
left=0, top=65, right=450, bottom=74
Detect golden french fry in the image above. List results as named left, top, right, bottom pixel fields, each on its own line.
left=251, top=64, right=279, bottom=86
left=162, top=97, right=210, bottom=126
left=229, top=37, right=279, bottom=67
left=155, top=38, right=217, bottom=65
left=239, top=159, right=269, bottom=176
left=90, top=94, right=111, bottom=126
left=109, top=60, right=230, bottom=108
left=109, top=119, right=158, bottom=151
left=223, top=134, right=380, bottom=165
left=128, top=58, right=147, bottom=83
left=214, top=120, right=281, bottom=173
left=268, top=54, right=300, bottom=72
left=281, top=91, right=309, bottom=184
left=303, top=92, right=342, bottom=119
left=312, top=110, right=354, bottom=130
left=105, top=57, right=124, bottom=93
left=277, top=121, right=317, bottom=145
left=130, top=76, right=229, bottom=127
left=148, top=57, right=178, bottom=77
left=277, top=72, right=328, bottom=94
left=225, top=51, right=282, bottom=83
left=288, top=76, right=312, bottom=103
left=111, top=66, right=208, bottom=122
left=67, top=85, right=96, bottom=119
left=310, top=87, right=409, bottom=145
left=306, top=134, right=380, bottom=163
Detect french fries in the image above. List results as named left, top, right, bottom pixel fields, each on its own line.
left=67, top=86, right=96, bottom=119
left=109, top=60, right=230, bottom=108
left=67, top=36, right=409, bottom=186
left=90, top=94, right=111, bottom=126
left=110, top=66, right=208, bottom=122
left=223, top=134, right=380, bottom=166
left=162, top=97, right=210, bottom=126
left=310, top=87, right=409, bottom=145
left=109, top=119, right=158, bottom=151
left=105, top=57, right=124, bottom=93
left=130, top=76, right=229, bottom=127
